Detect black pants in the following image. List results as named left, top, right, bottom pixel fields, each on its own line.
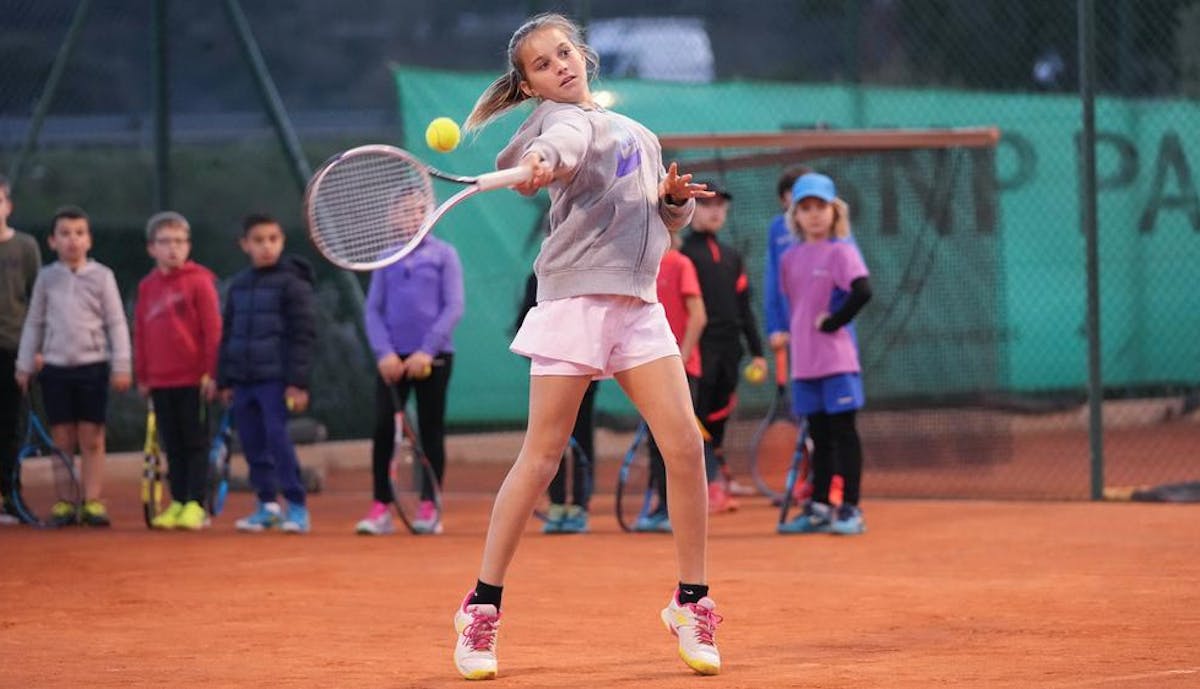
left=808, top=411, right=863, bottom=506
left=547, top=380, right=597, bottom=508
left=0, top=349, right=19, bottom=500
left=372, top=354, right=453, bottom=503
left=696, top=336, right=742, bottom=480
left=151, top=386, right=210, bottom=504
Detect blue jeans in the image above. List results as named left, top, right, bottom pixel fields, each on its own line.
left=232, top=381, right=305, bottom=505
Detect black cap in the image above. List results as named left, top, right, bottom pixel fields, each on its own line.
left=696, top=180, right=732, bottom=201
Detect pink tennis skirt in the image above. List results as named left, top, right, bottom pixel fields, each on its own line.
left=511, top=295, right=680, bottom=379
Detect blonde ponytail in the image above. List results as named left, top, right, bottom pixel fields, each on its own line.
left=464, top=69, right=528, bottom=132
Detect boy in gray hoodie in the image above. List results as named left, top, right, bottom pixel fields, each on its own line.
left=16, top=206, right=131, bottom=526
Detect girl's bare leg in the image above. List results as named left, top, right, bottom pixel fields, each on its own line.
left=615, top=356, right=707, bottom=584
left=478, top=374, right=593, bottom=584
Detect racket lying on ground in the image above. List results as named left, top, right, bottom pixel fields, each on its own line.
left=206, top=408, right=234, bottom=518
left=304, top=145, right=531, bottom=271
left=11, top=391, right=81, bottom=527
left=387, top=387, right=443, bottom=534
left=141, top=400, right=165, bottom=528
left=750, top=349, right=807, bottom=501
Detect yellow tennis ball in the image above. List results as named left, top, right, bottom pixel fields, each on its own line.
left=425, top=117, right=461, bottom=153
left=743, top=364, right=766, bottom=385
left=417, top=364, right=433, bottom=380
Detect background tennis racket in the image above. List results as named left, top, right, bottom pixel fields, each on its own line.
left=141, top=400, right=165, bottom=528
left=206, top=408, right=234, bottom=518
left=304, top=144, right=530, bottom=271
left=778, top=417, right=812, bottom=526
left=750, top=348, right=807, bottom=501
left=387, top=387, right=443, bottom=535
left=533, top=436, right=592, bottom=523
left=614, top=422, right=657, bottom=533
left=11, top=392, right=81, bottom=527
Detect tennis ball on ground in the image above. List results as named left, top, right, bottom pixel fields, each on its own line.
left=743, top=364, right=766, bottom=385
left=425, top=117, right=461, bottom=153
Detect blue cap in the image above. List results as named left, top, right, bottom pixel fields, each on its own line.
left=791, top=173, right=837, bottom=204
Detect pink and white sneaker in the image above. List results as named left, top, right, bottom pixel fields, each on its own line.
left=661, top=590, right=722, bottom=675
left=354, top=501, right=394, bottom=535
left=453, top=592, right=500, bottom=680
left=412, top=499, right=442, bottom=534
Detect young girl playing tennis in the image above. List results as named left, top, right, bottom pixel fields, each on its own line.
left=452, top=12, right=721, bottom=680
left=778, top=172, right=872, bottom=535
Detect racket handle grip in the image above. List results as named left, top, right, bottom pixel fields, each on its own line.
left=774, top=348, right=789, bottom=387
left=477, top=166, right=532, bottom=191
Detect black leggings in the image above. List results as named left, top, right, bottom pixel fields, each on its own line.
left=808, top=410, right=863, bottom=506
left=151, top=386, right=210, bottom=504
left=371, top=354, right=453, bottom=503
left=548, top=381, right=597, bottom=508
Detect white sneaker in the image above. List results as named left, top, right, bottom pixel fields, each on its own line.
left=661, top=590, right=722, bottom=675
left=453, top=592, right=500, bottom=680
left=355, top=501, right=395, bottom=535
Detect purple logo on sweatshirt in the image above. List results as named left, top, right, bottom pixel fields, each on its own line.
left=615, top=135, right=641, bottom=178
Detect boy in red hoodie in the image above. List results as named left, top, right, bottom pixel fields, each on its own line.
left=134, top=211, right=222, bottom=530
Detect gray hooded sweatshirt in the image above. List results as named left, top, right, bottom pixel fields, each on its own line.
left=16, top=260, right=131, bottom=374
left=497, top=100, right=694, bottom=303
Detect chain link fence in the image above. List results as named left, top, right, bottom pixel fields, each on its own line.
left=1, top=0, right=1196, bottom=499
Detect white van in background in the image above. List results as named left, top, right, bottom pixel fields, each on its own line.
left=588, top=17, right=715, bottom=83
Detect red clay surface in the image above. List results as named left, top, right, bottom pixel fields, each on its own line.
left=3, top=464, right=1198, bottom=688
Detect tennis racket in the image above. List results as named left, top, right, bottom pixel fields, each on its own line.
left=11, top=392, right=81, bottom=527
left=387, top=387, right=443, bottom=535
left=615, top=422, right=661, bottom=533
left=533, top=436, right=592, bottom=523
left=778, top=417, right=812, bottom=526
left=749, top=348, right=811, bottom=502
left=206, top=408, right=234, bottom=518
left=141, top=400, right=165, bottom=528
left=304, top=145, right=531, bottom=271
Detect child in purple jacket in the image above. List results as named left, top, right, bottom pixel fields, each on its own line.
left=355, top=234, right=463, bottom=536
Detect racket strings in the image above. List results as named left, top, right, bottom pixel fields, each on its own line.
left=309, top=151, right=434, bottom=268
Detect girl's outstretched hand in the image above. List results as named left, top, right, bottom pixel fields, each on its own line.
left=660, top=162, right=715, bottom=204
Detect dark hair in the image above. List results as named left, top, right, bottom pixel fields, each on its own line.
left=0, top=174, right=10, bottom=195
left=52, top=205, right=89, bottom=229
left=777, top=165, right=812, bottom=198
left=241, top=212, right=279, bottom=236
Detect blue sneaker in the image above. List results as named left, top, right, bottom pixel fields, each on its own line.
left=634, top=510, right=672, bottom=533
left=830, top=504, right=866, bottom=535
left=541, top=503, right=566, bottom=534
left=235, top=501, right=282, bottom=532
left=777, top=501, right=833, bottom=535
left=282, top=501, right=311, bottom=534
left=558, top=505, right=589, bottom=534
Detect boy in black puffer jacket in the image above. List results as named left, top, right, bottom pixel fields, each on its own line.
left=217, top=213, right=316, bottom=534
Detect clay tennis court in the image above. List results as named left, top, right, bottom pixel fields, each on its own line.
left=4, top=432, right=1198, bottom=689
